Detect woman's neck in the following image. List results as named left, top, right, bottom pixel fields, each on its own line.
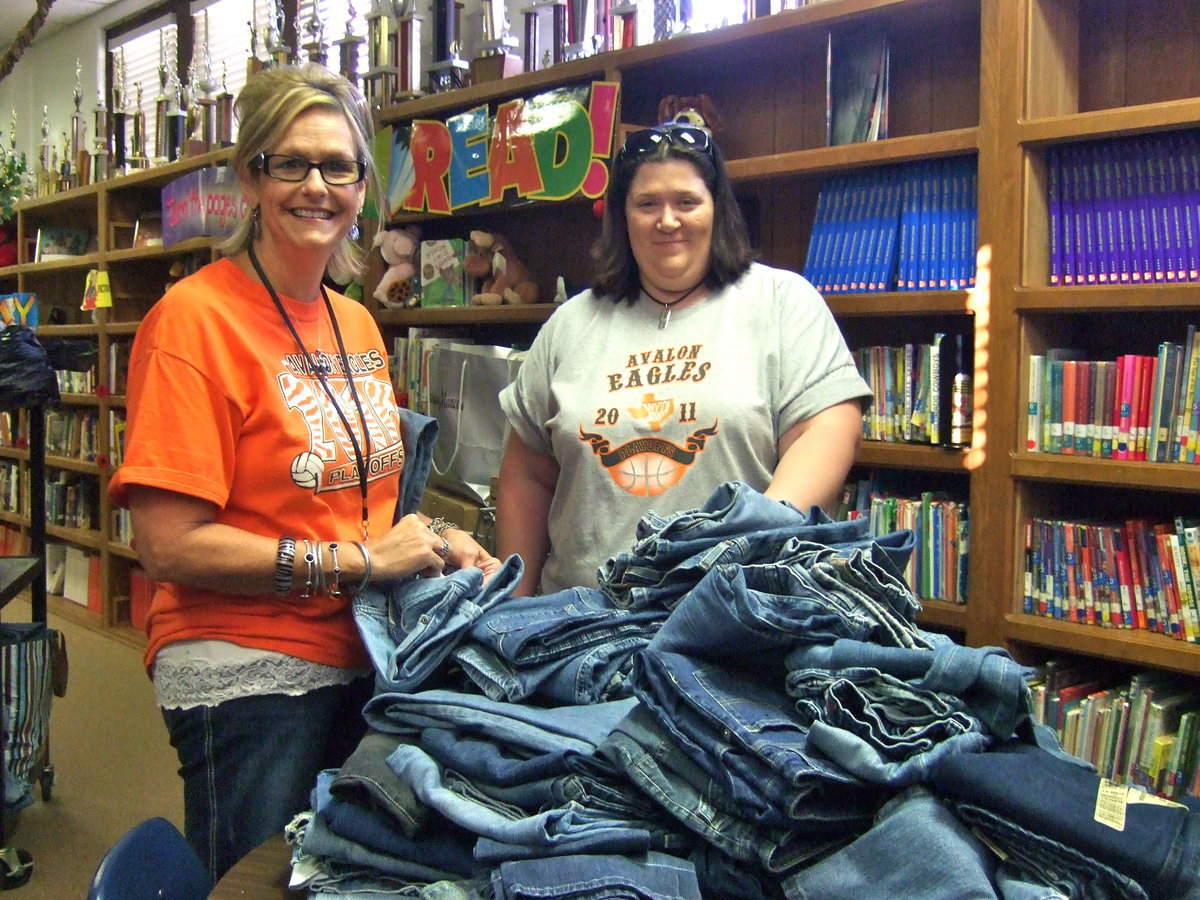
left=244, top=242, right=324, bottom=303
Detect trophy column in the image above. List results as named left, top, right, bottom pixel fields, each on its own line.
left=428, top=0, right=468, bottom=93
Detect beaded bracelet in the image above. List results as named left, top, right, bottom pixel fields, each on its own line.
left=351, top=541, right=371, bottom=595
left=301, top=539, right=318, bottom=600
left=274, top=536, right=296, bottom=596
left=429, top=517, right=460, bottom=536
left=328, top=541, right=342, bottom=598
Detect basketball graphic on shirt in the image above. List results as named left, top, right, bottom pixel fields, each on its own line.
left=579, top=422, right=720, bottom=498
left=290, top=451, right=325, bottom=490
left=610, top=452, right=686, bottom=496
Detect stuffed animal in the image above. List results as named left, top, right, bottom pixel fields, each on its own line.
left=372, top=225, right=422, bottom=309
left=657, top=93, right=724, bottom=133
left=464, top=230, right=539, bottom=305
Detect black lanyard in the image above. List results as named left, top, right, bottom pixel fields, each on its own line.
left=247, top=243, right=373, bottom=538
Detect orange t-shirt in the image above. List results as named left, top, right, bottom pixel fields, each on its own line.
left=108, top=258, right=404, bottom=671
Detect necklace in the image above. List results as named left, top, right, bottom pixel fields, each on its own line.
left=247, top=244, right=374, bottom=539
left=642, top=279, right=705, bottom=330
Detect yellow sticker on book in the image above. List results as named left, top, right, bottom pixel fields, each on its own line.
left=1094, top=779, right=1128, bottom=831
left=81, top=269, right=111, bottom=310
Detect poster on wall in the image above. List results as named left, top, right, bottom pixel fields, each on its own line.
left=373, top=80, right=621, bottom=221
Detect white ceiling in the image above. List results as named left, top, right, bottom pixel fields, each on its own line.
left=1, top=0, right=122, bottom=68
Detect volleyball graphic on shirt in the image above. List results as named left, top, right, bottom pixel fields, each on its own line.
left=290, top=451, right=325, bottom=490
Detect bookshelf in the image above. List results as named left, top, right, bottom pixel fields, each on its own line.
left=369, top=0, right=984, bottom=636
left=3, top=148, right=230, bottom=643
left=4, top=0, right=1199, bottom=707
left=993, top=0, right=1200, bottom=680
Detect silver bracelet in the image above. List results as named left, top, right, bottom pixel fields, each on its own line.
left=328, top=541, right=342, bottom=598
left=428, top=517, right=460, bottom=536
left=274, top=536, right=296, bottom=596
left=351, top=541, right=371, bottom=594
left=301, top=539, right=317, bottom=600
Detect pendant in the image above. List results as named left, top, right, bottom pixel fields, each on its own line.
left=658, top=305, right=671, bottom=329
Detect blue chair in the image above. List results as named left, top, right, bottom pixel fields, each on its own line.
left=87, top=817, right=209, bottom=900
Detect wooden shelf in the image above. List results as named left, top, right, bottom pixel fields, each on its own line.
left=375, top=304, right=559, bottom=327
left=828, top=290, right=974, bottom=317
left=726, top=129, right=979, bottom=184
left=858, top=441, right=970, bottom=471
left=1011, top=452, right=1200, bottom=494
left=1005, top=613, right=1200, bottom=676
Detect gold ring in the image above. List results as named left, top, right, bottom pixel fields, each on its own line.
left=437, top=537, right=450, bottom=558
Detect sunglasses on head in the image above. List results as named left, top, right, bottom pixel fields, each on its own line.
left=616, top=125, right=714, bottom=166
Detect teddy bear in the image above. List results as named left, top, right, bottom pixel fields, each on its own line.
left=372, top=224, right=422, bottom=309
left=463, top=230, right=539, bottom=306
left=657, top=93, right=724, bottom=133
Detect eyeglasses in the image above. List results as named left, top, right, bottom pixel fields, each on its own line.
left=615, top=125, right=714, bottom=166
left=253, top=153, right=367, bottom=185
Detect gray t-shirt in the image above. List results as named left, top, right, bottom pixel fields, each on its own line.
left=500, top=262, right=871, bottom=594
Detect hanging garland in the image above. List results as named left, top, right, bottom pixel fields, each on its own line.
left=0, top=0, right=58, bottom=84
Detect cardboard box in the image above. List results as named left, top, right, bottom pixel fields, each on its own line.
left=419, top=484, right=495, bottom=553
left=419, top=239, right=466, bottom=307
left=63, top=546, right=90, bottom=607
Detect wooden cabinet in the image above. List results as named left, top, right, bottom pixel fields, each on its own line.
left=2, top=150, right=228, bottom=644
left=370, top=0, right=986, bottom=637
left=991, top=0, right=1200, bottom=677
left=7, top=0, right=1200, bottom=696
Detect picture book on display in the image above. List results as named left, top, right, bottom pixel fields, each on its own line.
left=0, top=292, right=36, bottom=327
left=34, top=225, right=93, bottom=262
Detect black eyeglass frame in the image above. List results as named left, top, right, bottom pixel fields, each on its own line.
left=615, top=125, right=715, bottom=167
left=252, top=153, right=368, bottom=185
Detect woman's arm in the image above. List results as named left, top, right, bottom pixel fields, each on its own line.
left=765, top=399, right=863, bottom=513
left=127, top=484, right=489, bottom=594
left=496, top=431, right=560, bottom=596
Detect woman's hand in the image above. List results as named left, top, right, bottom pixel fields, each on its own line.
left=370, top=514, right=500, bottom=581
left=442, top=526, right=502, bottom=579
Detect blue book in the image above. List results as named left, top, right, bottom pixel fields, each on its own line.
left=1092, top=141, right=1119, bottom=285
left=820, top=175, right=852, bottom=293
left=935, top=159, right=953, bottom=291
left=1048, top=145, right=1063, bottom=286
left=1162, top=140, right=1188, bottom=282
left=896, top=165, right=921, bottom=290
left=1076, top=143, right=1099, bottom=285
left=1122, top=153, right=1148, bottom=284
left=1101, top=141, right=1132, bottom=285
left=802, top=178, right=835, bottom=288
left=1134, top=146, right=1162, bottom=283
left=874, top=169, right=903, bottom=291
left=1181, top=132, right=1200, bottom=281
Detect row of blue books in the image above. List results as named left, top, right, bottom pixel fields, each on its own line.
left=803, top=156, right=978, bottom=294
left=1047, top=130, right=1200, bottom=287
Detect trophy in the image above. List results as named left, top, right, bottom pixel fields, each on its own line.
left=334, top=1, right=367, bottom=86
left=364, top=0, right=422, bottom=108
left=471, top=0, right=521, bottom=84
left=248, top=14, right=265, bottom=79
left=91, top=89, right=110, bottom=182
left=69, top=59, right=89, bottom=187
left=302, top=2, right=328, bottom=65
left=111, top=49, right=129, bottom=173
left=214, top=64, right=234, bottom=147
left=129, top=82, right=151, bottom=169
left=37, top=106, right=55, bottom=196
left=165, top=74, right=187, bottom=162
left=522, top=1, right=567, bottom=72
left=428, top=0, right=468, bottom=93
left=267, top=0, right=292, bottom=66
left=564, top=0, right=594, bottom=60
left=612, top=1, right=638, bottom=49
left=194, top=10, right=220, bottom=150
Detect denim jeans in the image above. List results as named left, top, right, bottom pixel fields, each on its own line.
left=162, top=676, right=372, bottom=883
left=787, top=667, right=989, bottom=786
left=453, top=585, right=666, bottom=704
left=363, top=688, right=637, bottom=756
left=396, top=408, right=438, bottom=521
left=385, top=742, right=657, bottom=861
left=780, top=786, right=1000, bottom=900
left=599, top=481, right=914, bottom=611
left=315, top=768, right=479, bottom=881
left=330, top=729, right=426, bottom=838
left=633, top=648, right=872, bottom=819
left=600, top=703, right=865, bottom=872
left=490, top=850, right=703, bottom=900
left=786, top=634, right=1035, bottom=740
left=353, top=555, right=524, bottom=693
left=931, top=738, right=1200, bottom=899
